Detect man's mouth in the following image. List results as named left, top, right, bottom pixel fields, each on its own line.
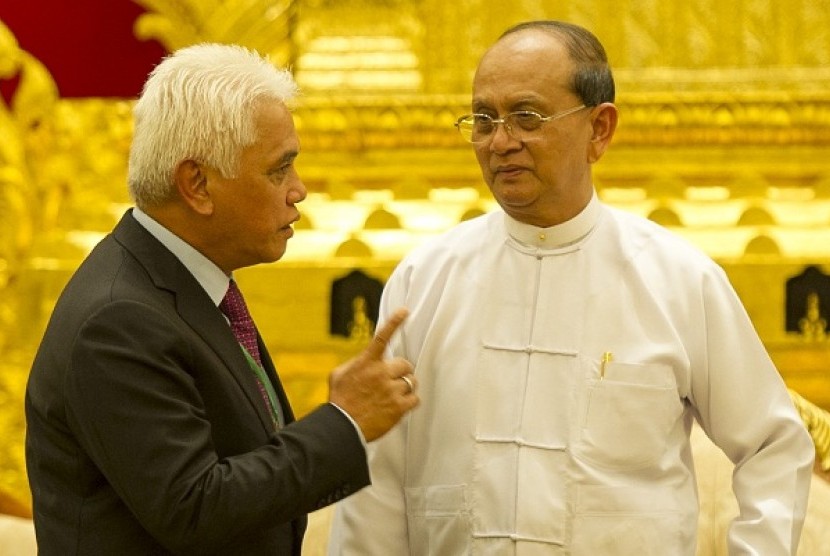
left=494, top=165, right=528, bottom=178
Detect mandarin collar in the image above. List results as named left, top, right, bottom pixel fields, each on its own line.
left=504, top=191, right=601, bottom=250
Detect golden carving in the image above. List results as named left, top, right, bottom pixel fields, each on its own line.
left=133, top=0, right=297, bottom=66
left=291, top=92, right=830, bottom=151
left=347, top=297, right=374, bottom=343
left=0, top=20, right=57, bottom=297
left=791, top=389, right=830, bottom=475
left=799, top=292, right=828, bottom=342
left=0, top=19, right=60, bottom=513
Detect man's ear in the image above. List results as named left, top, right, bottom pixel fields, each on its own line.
left=587, top=102, right=618, bottom=163
left=173, top=160, right=214, bottom=215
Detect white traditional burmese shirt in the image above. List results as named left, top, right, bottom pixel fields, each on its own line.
left=329, top=193, right=814, bottom=555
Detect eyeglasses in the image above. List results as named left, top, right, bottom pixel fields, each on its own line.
left=454, top=104, right=587, bottom=144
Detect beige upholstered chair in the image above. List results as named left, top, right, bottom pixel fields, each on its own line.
left=0, top=514, right=36, bottom=556
left=692, top=420, right=830, bottom=556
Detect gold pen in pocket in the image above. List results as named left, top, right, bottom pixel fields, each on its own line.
left=600, top=351, right=613, bottom=379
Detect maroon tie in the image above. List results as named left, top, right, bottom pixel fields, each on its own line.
left=219, top=280, right=263, bottom=366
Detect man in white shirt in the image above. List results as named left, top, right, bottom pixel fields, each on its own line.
left=329, top=20, right=814, bottom=555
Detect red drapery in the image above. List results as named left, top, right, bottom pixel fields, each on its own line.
left=0, top=0, right=167, bottom=100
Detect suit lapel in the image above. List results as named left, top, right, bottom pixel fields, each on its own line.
left=111, top=211, right=281, bottom=432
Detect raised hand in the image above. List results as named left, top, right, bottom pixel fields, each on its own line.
left=328, top=308, right=419, bottom=442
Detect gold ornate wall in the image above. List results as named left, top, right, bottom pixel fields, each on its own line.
left=2, top=0, right=830, bottom=514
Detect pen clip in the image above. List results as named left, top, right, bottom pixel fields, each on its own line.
left=600, top=351, right=613, bottom=380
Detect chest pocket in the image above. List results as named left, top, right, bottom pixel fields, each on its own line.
left=576, top=361, right=683, bottom=470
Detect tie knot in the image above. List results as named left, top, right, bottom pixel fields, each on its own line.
left=219, top=280, right=262, bottom=366
left=219, top=280, right=252, bottom=326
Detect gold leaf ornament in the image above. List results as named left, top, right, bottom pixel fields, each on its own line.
left=133, top=0, right=296, bottom=66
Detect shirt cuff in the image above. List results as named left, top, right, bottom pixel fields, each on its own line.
left=328, top=402, right=368, bottom=447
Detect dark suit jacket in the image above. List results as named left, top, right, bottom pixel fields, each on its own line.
left=25, top=211, right=370, bottom=555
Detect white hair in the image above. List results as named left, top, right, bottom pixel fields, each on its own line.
left=127, top=43, right=298, bottom=207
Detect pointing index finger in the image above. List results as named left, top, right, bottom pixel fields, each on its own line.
left=364, top=307, right=408, bottom=360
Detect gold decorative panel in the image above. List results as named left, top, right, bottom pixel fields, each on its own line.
left=134, top=0, right=297, bottom=67
left=2, top=0, right=830, bottom=515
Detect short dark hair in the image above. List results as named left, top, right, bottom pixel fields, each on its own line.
left=500, top=20, right=615, bottom=105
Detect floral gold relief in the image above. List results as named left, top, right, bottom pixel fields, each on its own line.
left=133, top=0, right=298, bottom=67
left=2, top=0, right=830, bottom=515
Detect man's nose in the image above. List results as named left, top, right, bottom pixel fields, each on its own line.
left=489, top=120, right=520, bottom=152
left=287, top=174, right=307, bottom=205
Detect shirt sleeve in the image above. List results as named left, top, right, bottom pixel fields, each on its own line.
left=691, top=266, right=815, bottom=554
